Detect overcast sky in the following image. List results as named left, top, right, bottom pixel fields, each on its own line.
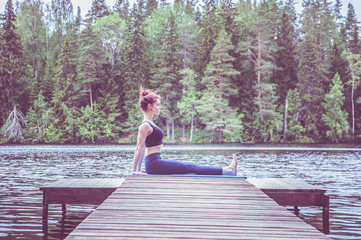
left=0, top=0, right=360, bottom=25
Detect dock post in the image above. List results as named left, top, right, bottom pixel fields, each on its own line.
left=62, top=204, right=66, bottom=217
left=42, top=190, right=48, bottom=237
left=323, top=195, right=330, bottom=234
left=293, top=206, right=300, bottom=216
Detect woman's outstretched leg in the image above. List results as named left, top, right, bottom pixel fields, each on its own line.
left=222, top=154, right=238, bottom=176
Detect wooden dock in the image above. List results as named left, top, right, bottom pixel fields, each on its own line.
left=40, top=178, right=125, bottom=236
left=64, top=176, right=331, bottom=239
left=247, top=178, right=329, bottom=233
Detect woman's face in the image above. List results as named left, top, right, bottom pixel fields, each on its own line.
left=149, top=99, right=161, bottom=115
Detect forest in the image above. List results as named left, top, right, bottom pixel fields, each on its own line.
left=0, top=0, right=360, bottom=144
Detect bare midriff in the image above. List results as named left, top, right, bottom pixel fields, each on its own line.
left=145, top=144, right=163, bottom=156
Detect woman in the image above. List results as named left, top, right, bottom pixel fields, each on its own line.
left=132, top=88, right=237, bottom=176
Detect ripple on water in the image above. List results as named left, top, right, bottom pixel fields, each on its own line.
left=0, top=144, right=360, bottom=240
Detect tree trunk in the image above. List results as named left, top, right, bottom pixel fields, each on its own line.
left=219, top=129, right=223, bottom=143
left=283, top=98, right=288, bottom=142
left=182, top=121, right=185, bottom=138
left=166, top=118, right=170, bottom=140
left=89, top=82, right=93, bottom=112
left=171, top=119, right=175, bottom=142
left=190, top=115, right=194, bottom=143
left=351, top=77, right=355, bottom=139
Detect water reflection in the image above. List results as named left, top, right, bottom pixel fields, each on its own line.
left=0, top=144, right=360, bottom=239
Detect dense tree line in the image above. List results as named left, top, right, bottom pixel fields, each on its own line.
left=0, top=0, right=360, bottom=144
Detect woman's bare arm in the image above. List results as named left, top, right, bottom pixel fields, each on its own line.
left=132, top=123, right=151, bottom=174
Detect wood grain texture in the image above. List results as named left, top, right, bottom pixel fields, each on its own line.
left=65, top=176, right=331, bottom=239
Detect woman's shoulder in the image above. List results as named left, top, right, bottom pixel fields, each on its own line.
left=139, top=121, right=152, bottom=133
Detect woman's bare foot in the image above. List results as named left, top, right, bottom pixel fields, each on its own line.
left=222, top=154, right=238, bottom=176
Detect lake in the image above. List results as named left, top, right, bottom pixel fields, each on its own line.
left=0, top=144, right=360, bottom=240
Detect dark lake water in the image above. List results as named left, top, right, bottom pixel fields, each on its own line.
left=0, top=144, right=360, bottom=240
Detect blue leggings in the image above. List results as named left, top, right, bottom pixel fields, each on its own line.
left=145, top=153, right=222, bottom=175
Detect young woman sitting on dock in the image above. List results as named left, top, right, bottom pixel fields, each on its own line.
left=131, top=88, right=238, bottom=176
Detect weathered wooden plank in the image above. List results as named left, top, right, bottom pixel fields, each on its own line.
left=67, top=229, right=330, bottom=240
left=247, top=178, right=325, bottom=192
left=41, top=178, right=125, bottom=189
left=65, top=176, right=331, bottom=240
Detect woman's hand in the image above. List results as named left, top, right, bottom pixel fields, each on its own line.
left=132, top=170, right=148, bottom=176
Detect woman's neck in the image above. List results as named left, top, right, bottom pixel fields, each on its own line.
left=143, top=112, right=154, bottom=122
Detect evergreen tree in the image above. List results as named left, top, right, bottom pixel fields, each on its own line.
left=174, top=2, right=199, bottom=70
left=151, top=11, right=181, bottom=141
left=78, top=104, right=102, bottom=143
left=96, top=61, right=122, bottom=142
left=15, top=0, right=47, bottom=82
left=298, top=0, right=336, bottom=140
left=77, top=20, right=105, bottom=111
left=87, top=0, right=111, bottom=23
left=15, top=0, right=47, bottom=108
left=23, top=91, right=49, bottom=143
left=329, top=31, right=352, bottom=123
left=272, top=3, right=298, bottom=106
left=0, top=0, right=27, bottom=127
left=48, top=36, right=78, bottom=143
left=345, top=3, right=360, bottom=54
left=241, top=0, right=281, bottom=141
left=113, top=0, right=130, bottom=19
left=254, top=83, right=283, bottom=142
left=232, top=0, right=257, bottom=141
left=122, top=1, right=150, bottom=139
left=146, top=0, right=158, bottom=16
left=322, top=73, right=349, bottom=143
left=198, top=0, right=221, bottom=74
left=45, top=0, right=74, bottom=50
left=197, top=29, right=241, bottom=142
left=177, top=68, right=198, bottom=142
left=284, top=88, right=305, bottom=142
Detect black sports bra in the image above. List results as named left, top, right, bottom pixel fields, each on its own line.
left=143, top=121, right=164, bottom=147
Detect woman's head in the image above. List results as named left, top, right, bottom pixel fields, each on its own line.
left=139, top=87, right=160, bottom=113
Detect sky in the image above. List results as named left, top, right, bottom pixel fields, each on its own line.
left=0, top=0, right=360, bottom=23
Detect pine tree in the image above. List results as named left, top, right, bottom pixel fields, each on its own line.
left=87, top=0, right=111, bottom=23
left=113, top=0, right=130, bottom=19
left=96, top=61, right=122, bottom=142
left=198, top=0, right=221, bottom=74
left=45, top=0, right=74, bottom=50
left=174, top=2, right=199, bottom=70
left=122, top=1, right=150, bottom=138
left=345, top=3, right=360, bottom=54
left=151, top=11, right=181, bottom=141
left=146, top=0, right=158, bottom=16
left=240, top=0, right=281, bottom=142
left=254, top=83, right=283, bottom=142
left=15, top=0, right=47, bottom=82
left=322, top=73, right=349, bottom=143
left=329, top=31, right=352, bottom=124
left=77, top=20, right=105, bottom=111
left=23, top=91, right=49, bottom=143
left=48, top=36, right=78, bottom=143
left=15, top=0, right=47, bottom=109
left=232, top=0, right=257, bottom=141
left=298, top=0, right=336, bottom=139
left=177, top=68, right=198, bottom=142
left=284, top=88, right=305, bottom=142
left=0, top=0, right=27, bottom=127
left=272, top=3, right=298, bottom=105
left=197, top=29, right=241, bottom=143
